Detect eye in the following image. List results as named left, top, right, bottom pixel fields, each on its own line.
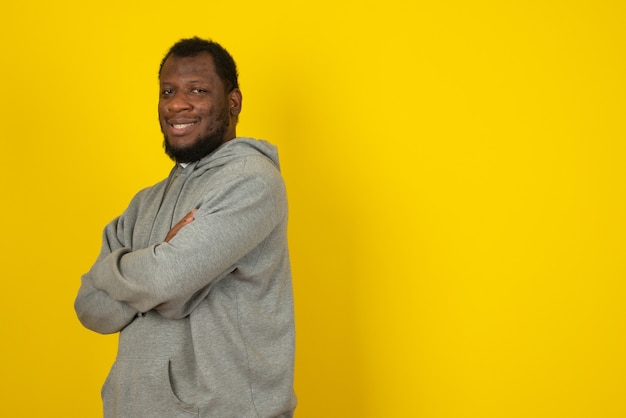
left=160, top=88, right=174, bottom=97
left=191, top=88, right=208, bottom=94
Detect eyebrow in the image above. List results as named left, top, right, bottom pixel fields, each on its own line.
left=160, top=79, right=208, bottom=85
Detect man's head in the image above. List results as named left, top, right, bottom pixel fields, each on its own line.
left=158, top=37, right=242, bottom=163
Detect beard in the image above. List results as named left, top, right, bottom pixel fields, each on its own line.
left=163, top=107, right=230, bottom=163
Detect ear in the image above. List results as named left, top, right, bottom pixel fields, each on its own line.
left=229, top=88, right=243, bottom=117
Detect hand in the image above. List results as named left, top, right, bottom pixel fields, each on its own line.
left=165, top=209, right=198, bottom=243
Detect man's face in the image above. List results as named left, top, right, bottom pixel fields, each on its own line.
left=158, top=52, right=241, bottom=162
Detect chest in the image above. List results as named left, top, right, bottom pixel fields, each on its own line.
left=129, top=174, right=210, bottom=249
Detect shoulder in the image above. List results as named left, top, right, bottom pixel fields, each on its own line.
left=122, top=175, right=170, bottom=217
left=203, top=138, right=286, bottom=188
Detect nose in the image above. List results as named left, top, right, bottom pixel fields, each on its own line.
left=166, top=92, right=192, bottom=113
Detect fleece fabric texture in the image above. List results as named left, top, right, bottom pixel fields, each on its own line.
left=75, top=138, right=296, bottom=418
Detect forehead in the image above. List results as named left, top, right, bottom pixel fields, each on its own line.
left=160, top=52, right=220, bottom=85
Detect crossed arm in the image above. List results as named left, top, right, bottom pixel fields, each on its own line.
left=75, top=167, right=283, bottom=335
left=74, top=209, right=198, bottom=334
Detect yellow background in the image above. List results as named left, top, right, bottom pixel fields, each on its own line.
left=2, top=1, right=625, bottom=417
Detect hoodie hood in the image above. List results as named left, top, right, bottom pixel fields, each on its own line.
left=186, top=137, right=280, bottom=176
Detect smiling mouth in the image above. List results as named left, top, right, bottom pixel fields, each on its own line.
left=165, top=121, right=199, bottom=136
left=172, top=122, right=196, bottom=129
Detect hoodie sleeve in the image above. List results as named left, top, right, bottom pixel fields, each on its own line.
left=89, top=157, right=287, bottom=319
left=75, top=215, right=139, bottom=334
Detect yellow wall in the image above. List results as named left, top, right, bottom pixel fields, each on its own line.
left=2, top=1, right=625, bottom=417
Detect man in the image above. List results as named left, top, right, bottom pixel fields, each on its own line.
left=75, top=37, right=296, bottom=418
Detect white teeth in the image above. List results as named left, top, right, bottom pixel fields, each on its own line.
left=172, top=123, right=194, bottom=129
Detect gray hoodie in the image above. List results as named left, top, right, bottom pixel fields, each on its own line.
left=75, top=138, right=296, bottom=418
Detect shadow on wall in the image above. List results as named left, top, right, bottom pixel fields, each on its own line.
left=278, top=85, right=371, bottom=416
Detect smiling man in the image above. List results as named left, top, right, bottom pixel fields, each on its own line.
left=75, top=37, right=296, bottom=418
left=159, top=41, right=241, bottom=164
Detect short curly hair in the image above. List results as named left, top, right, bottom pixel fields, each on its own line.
left=159, top=37, right=239, bottom=92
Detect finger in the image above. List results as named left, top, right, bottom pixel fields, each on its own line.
left=185, top=209, right=198, bottom=221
